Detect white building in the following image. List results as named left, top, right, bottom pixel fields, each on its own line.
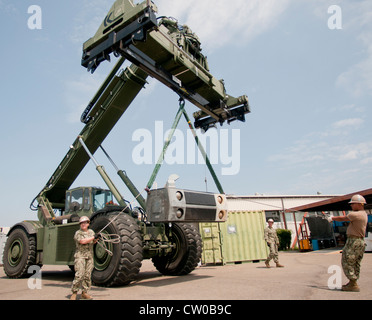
left=227, top=194, right=340, bottom=249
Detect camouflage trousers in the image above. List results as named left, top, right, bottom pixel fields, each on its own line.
left=342, top=237, right=366, bottom=281
left=71, top=257, right=94, bottom=293
left=266, top=242, right=279, bottom=264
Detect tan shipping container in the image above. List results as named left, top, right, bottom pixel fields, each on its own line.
left=200, top=211, right=268, bottom=264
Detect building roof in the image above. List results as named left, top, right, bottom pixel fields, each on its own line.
left=285, top=188, right=372, bottom=212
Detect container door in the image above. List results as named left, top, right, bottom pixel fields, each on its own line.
left=199, top=223, right=223, bottom=264
left=220, top=211, right=268, bottom=264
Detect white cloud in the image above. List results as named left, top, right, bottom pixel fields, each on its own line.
left=332, top=118, right=364, bottom=129
left=266, top=137, right=372, bottom=194
left=336, top=54, right=372, bottom=97
left=361, top=157, right=372, bottom=165
left=309, top=117, right=365, bottom=138
left=338, top=150, right=358, bottom=161
left=70, top=0, right=113, bottom=44
left=64, top=73, right=105, bottom=123
left=334, top=142, right=372, bottom=162
left=0, top=0, right=18, bottom=15
left=156, top=0, right=291, bottom=51
left=269, top=138, right=372, bottom=167
left=141, top=77, right=159, bottom=97
left=330, top=104, right=365, bottom=113
left=267, top=104, right=370, bottom=168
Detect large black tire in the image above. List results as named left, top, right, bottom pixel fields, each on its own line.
left=90, top=212, right=143, bottom=287
left=152, top=223, right=202, bottom=276
left=3, top=227, right=37, bottom=278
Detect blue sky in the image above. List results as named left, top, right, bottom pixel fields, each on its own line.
left=0, top=0, right=371, bottom=227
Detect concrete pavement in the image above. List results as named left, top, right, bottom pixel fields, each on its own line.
left=1, top=248, right=371, bottom=300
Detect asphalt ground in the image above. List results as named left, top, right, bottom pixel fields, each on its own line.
left=1, top=248, right=372, bottom=302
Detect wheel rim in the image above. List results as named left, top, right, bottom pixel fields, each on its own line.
left=168, top=226, right=186, bottom=265
left=7, top=239, right=24, bottom=267
left=93, top=231, right=113, bottom=271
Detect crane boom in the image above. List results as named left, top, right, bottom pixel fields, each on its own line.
left=33, top=63, right=148, bottom=209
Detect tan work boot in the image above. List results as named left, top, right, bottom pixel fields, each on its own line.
left=70, top=292, right=77, bottom=300
left=265, top=261, right=271, bottom=268
left=276, top=262, right=284, bottom=268
left=81, top=292, right=93, bottom=300
left=342, top=280, right=360, bottom=292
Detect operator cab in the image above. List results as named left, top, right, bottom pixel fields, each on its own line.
left=65, top=187, right=115, bottom=216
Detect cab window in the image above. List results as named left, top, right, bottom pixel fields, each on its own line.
left=83, top=188, right=91, bottom=210
left=93, top=189, right=114, bottom=211
left=70, top=189, right=83, bottom=211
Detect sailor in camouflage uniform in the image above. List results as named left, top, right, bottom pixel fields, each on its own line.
left=264, top=219, right=284, bottom=268
left=70, top=216, right=99, bottom=300
left=328, top=194, right=368, bottom=292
